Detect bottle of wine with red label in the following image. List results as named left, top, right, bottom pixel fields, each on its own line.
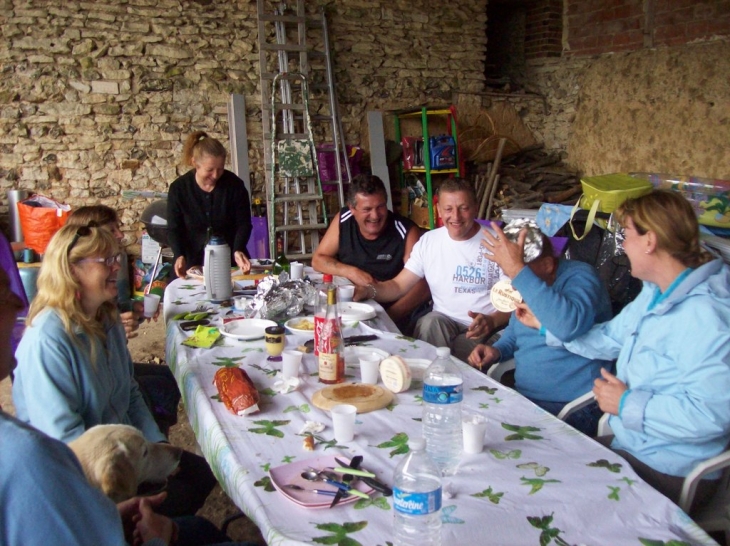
left=315, top=274, right=344, bottom=384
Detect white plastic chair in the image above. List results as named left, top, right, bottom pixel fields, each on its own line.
left=679, top=450, right=730, bottom=542
left=485, top=358, right=515, bottom=383
left=487, top=363, right=595, bottom=423
left=556, top=391, right=595, bottom=420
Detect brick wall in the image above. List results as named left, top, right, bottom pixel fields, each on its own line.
left=525, top=0, right=562, bottom=60
left=564, top=0, right=730, bottom=57
left=654, top=1, right=730, bottom=46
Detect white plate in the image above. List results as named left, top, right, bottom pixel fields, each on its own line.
left=285, top=316, right=317, bottom=336
left=285, top=316, right=358, bottom=336
left=403, top=358, right=431, bottom=381
left=219, top=319, right=277, bottom=341
left=338, top=302, right=376, bottom=322
left=344, top=346, right=389, bottom=365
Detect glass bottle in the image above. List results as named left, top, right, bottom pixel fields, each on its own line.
left=273, top=235, right=290, bottom=275
left=315, top=276, right=344, bottom=384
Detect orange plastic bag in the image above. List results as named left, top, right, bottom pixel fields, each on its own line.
left=17, top=195, right=71, bottom=254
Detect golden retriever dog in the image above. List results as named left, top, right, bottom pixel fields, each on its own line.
left=69, top=424, right=182, bottom=502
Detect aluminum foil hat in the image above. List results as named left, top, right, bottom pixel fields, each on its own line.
left=502, top=219, right=544, bottom=263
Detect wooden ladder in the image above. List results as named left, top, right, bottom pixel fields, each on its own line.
left=257, top=0, right=349, bottom=261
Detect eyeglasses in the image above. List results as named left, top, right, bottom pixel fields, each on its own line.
left=67, top=221, right=100, bottom=257
left=76, top=253, right=123, bottom=267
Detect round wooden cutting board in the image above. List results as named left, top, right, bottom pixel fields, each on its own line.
left=312, top=382, right=394, bottom=413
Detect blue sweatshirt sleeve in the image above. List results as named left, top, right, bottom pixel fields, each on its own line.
left=492, top=318, right=517, bottom=361
left=512, top=261, right=609, bottom=342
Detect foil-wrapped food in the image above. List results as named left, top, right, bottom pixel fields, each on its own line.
left=250, top=275, right=317, bottom=320
left=502, top=219, right=544, bottom=263
left=214, top=367, right=260, bottom=416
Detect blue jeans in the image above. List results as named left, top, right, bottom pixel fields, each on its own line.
left=531, top=398, right=602, bottom=437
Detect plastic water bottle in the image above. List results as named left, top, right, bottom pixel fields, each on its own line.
left=422, top=346, right=463, bottom=476
left=393, top=437, right=442, bottom=546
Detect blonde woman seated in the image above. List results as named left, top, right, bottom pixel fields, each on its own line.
left=12, top=223, right=216, bottom=518
left=515, top=190, right=730, bottom=512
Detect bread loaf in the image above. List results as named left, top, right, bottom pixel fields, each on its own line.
left=214, top=367, right=260, bottom=416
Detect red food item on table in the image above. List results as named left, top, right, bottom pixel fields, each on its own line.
left=214, top=367, right=260, bottom=416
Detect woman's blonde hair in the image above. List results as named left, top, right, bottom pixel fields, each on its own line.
left=616, top=189, right=713, bottom=269
left=67, top=205, right=118, bottom=227
left=28, top=223, right=120, bottom=354
left=182, top=131, right=226, bottom=168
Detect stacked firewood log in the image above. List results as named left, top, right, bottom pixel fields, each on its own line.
left=473, top=142, right=582, bottom=220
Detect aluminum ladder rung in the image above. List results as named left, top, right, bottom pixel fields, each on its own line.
left=260, top=43, right=308, bottom=53
left=275, top=224, right=328, bottom=232
left=274, top=193, right=323, bottom=203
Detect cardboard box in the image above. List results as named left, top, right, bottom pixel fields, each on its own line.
left=141, top=230, right=161, bottom=264
left=410, top=205, right=432, bottom=229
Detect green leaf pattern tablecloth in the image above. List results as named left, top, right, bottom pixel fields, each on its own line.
left=164, top=278, right=716, bottom=546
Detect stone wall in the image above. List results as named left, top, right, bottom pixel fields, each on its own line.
left=0, top=0, right=487, bottom=253
left=520, top=39, right=730, bottom=180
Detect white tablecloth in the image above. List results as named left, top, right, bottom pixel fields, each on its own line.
left=163, top=278, right=715, bottom=546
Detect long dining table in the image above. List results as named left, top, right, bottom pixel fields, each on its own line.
left=163, top=276, right=716, bottom=546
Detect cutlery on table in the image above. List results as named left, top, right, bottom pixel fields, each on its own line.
left=300, top=470, right=369, bottom=499
left=335, top=456, right=393, bottom=497
left=303, top=334, right=378, bottom=352
left=284, top=484, right=338, bottom=497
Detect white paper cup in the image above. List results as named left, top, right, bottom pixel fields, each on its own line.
left=143, top=293, right=161, bottom=318
left=290, top=262, right=304, bottom=280
left=462, top=412, right=488, bottom=454
left=338, top=284, right=355, bottom=302
left=331, top=403, right=357, bottom=443
left=281, top=350, right=303, bottom=379
left=359, top=354, right=382, bottom=385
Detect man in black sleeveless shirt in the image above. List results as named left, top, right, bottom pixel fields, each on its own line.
left=312, top=175, right=431, bottom=334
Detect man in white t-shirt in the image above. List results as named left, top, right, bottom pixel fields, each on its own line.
left=356, top=178, right=510, bottom=361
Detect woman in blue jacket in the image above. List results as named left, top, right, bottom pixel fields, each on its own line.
left=514, top=190, right=730, bottom=511
left=13, top=223, right=216, bottom=518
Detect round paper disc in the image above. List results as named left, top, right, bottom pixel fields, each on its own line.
left=490, top=280, right=523, bottom=312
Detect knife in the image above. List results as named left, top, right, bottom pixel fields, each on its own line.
left=330, top=455, right=361, bottom=508
left=303, top=335, right=379, bottom=352
left=335, top=456, right=393, bottom=497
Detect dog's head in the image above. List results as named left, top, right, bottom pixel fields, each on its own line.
left=69, top=424, right=182, bottom=502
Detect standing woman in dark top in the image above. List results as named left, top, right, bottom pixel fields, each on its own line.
left=168, top=131, right=253, bottom=278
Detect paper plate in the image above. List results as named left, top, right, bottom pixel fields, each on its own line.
left=269, top=455, right=374, bottom=509
left=285, top=316, right=317, bottom=336
left=338, top=302, right=376, bottom=321
left=343, top=346, right=389, bottom=365
left=219, top=319, right=277, bottom=341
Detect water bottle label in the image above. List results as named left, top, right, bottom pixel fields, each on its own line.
left=393, top=488, right=442, bottom=515
left=422, top=383, right=463, bottom=404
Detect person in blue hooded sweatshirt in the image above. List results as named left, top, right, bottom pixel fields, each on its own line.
left=468, top=230, right=613, bottom=436
left=512, top=190, right=730, bottom=513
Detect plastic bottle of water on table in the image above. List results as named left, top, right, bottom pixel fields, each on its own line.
left=422, top=346, right=463, bottom=476
left=393, top=437, right=442, bottom=546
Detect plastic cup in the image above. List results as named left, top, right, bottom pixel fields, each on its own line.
left=462, top=411, right=488, bottom=454
left=358, top=354, right=382, bottom=385
left=143, top=293, right=161, bottom=318
left=331, top=403, right=357, bottom=443
left=338, top=284, right=355, bottom=302
left=281, top=350, right=303, bottom=379
left=290, top=262, right=304, bottom=280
